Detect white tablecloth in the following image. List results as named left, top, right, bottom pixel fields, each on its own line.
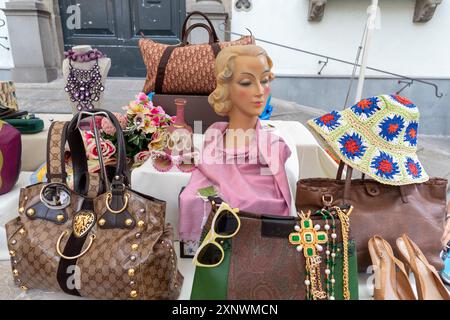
left=131, top=120, right=338, bottom=240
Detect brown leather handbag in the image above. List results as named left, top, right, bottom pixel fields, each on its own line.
left=139, top=11, right=254, bottom=95
left=5, top=110, right=183, bottom=299
left=296, top=162, right=447, bottom=272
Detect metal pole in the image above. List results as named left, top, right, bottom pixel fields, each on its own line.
left=354, top=0, right=379, bottom=102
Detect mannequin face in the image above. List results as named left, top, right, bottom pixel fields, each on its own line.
left=228, top=55, right=271, bottom=120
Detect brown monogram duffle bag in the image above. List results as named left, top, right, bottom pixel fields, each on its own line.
left=139, top=11, right=254, bottom=95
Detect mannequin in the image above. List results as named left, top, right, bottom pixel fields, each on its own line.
left=179, top=45, right=292, bottom=242
left=63, top=45, right=111, bottom=114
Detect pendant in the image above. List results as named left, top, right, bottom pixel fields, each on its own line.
left=289, top=210, right=329, bottom=300
left=289, top=211, right=328, bottom=257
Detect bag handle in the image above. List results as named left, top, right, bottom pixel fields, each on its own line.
left=336, top=161, right=365, bottom=181
left=181, top=23, right=218, bottom=45
left=46, top=120, right=94, bottom=196
left=336, top=161, right=409, bottom=204
left=66, top=109, right=130, bottom=195
left=155, top=16, right=221, bottom=93
left=181, top=11, right=219, bottom=43
left=46, top=121, right=70, bottom=184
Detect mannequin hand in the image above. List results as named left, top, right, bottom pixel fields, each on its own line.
left=442, top=205, right=450, bottom=249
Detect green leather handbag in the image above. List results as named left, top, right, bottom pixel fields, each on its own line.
left=191, top=210, right=359, bottom=300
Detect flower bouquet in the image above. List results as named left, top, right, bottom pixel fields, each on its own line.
left=82, top=92, right=174, bottom=170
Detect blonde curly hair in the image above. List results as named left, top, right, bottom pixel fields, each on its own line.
left=208, top=45, right=274, bottom=116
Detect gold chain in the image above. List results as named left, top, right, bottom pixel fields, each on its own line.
left=335, top=207, right=351, bottom=300
left=315, top=265, right=326, bottom=298
left=307, top=256, right=327, bottom=300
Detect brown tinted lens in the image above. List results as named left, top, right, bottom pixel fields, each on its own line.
left=177, top=160, right=196, bottom=173
left=197, top=243, right=223, bottom=265
left=214, top=210, right=239, bottom=236
left=153, top=154, right=173, bottom=171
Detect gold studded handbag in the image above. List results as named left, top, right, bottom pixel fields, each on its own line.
left=5, top=110, right=183, bottom=299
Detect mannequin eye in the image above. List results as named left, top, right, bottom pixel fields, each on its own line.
left=238, top=81, right=252, bottom=87
left=260, top=78, right=270, bottom=85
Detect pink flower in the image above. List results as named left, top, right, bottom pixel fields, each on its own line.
left=82, top=131, right=94, bottom=143
left=171, top=116, right=177, bottom=123
left=134, top=150, right=151, bottom=165
left=101, top=117, right=116, bottom=136
left=114, top=112, right=127, bottom=129
left=144, top=100, right=154, bottom=109
left=100, top=112, right=127, bottom=135
left=151, top=117, right=160, bottom=127
left=136, top=92, right=148, bottom=103
left=86, top=139, right=116, bottom=160
left=141, top=116, right=157, bottom=134
left=156, top=106, right=165, bottom=114
left=150, top=107, right=160, bottom=115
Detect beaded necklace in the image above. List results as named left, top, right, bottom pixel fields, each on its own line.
left=289, top=206, right=351, bottom=300
left=64, top=59, right=105, bottom=111
left=64, top=49, right=105, bottom=62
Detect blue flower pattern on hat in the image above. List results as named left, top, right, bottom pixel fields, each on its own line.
left=308, top=94, right=428, bottom=186
left=379, top=115, right=405, bottom=142
left=314, top=111, right=341, bottom=131
left=405, top=157, right=422, bottom=179
left=371, top=151, right=400, bottom=180
left=339, top=132, right=367, bottom=160
left=351, top=96, right=381, bottom=120
left=404, top=121, right=418, bottom=147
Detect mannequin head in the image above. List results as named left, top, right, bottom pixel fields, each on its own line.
left=208, top=45, right=274, bottom=126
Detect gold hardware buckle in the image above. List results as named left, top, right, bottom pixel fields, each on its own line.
left=56, top=230, right=96, bottom=260
left=322, top=195, right=333, bottom=206
left=105, top=192, right=130, bottom=214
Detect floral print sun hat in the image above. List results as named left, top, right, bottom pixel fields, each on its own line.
left=308, top=95, right=429, bottom=186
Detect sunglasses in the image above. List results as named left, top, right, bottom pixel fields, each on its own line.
left=40, top=183, right=72, bottom=210
left=193, top=200, right=241, bottom=268
left=151, top=150, right=198, bottom=173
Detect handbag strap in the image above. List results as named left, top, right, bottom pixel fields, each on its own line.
left=0, top=110, right=28, bottom=120
left=336, top=161, right=409, bottom=204
left=46, top=121, right=70, bottom=183
left=46, top=120, right=93, bottom=195
left=336, top=161, right=346, bottom=180
left=336, top=161, right=365, bottom=180
left=181, top=11, right=219, bottom=42
left=335, top=161, right=353, bottom=203
left=66, top=109, right=129, bottom=195
left=182, top=23, right=218, bottom=45
left=155, top=45, right=178, bottom=94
